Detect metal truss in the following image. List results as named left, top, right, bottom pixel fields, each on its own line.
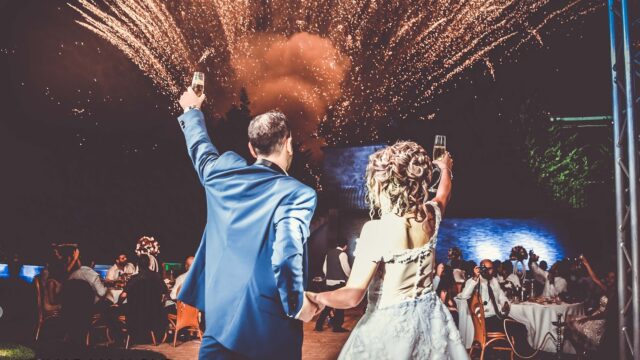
left=608, top=0, right=640, bottom=358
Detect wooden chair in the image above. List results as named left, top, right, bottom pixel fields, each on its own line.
left=468, top=288, right=514, bottom=360
left=34, top=275, right=61, bottom=341
left=118, top=315, right=167, bottom=349
left=86, top=313, right=113, bottom=346
left=168, top=301, right=203, bottom=347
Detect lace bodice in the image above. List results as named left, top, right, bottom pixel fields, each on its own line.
left=357, top=201, right=442, bottom=309
left=338, top=200, right=468, bottom=360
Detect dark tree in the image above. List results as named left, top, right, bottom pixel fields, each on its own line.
left=215, top=87, right=253, bottom=161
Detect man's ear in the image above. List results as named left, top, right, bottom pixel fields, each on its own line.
left=286, top=137, right=293, bottom=155
left=248, top=142, right=258, bottom=159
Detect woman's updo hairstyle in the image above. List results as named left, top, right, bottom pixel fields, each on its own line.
left=365, top=141, right=433, bottom=222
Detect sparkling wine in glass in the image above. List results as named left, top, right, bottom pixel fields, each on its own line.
left=429, top=135, right=447, bottom=193
left=191, top=72, right=205, bottom=96
left=433, top=135, right=447, bottom=161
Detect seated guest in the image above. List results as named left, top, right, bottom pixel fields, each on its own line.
left=458, top=259, right=510, bottom=332
left=493, top=259, right=502, bottom=275
left=447, top=246, right=463, bottom=266
left=44, top=260, right=66, bottom=317
left=459, top=259, right=534, bottom=355
left=60, top=279, right=95, bottom=345
left=170, top=256, right=194, bottom=301
left=118, top=254, right=168, bottom=341
left=499, top=261, right=522, bottom=288
left=0, top=255, right=38, bottom=343
left=539, top=260, right=548, bottom=271
left=66, top=248, right=108, bottom=305
left=450, top=259, right=466, bottom=293
left=106, top=252, right=135, bottom=283
left=435, top=263, right=457, bottom=312
left=529, top=255, right=568, bottom=298
left=566, top=257, right=614, bottom=355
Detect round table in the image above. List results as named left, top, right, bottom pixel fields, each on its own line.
left=509, top=301, right=584, bottom=354
left=454, top=297, right=584, bottom=354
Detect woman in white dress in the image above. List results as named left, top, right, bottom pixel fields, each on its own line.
left=308, top=141, right=468, bottom=360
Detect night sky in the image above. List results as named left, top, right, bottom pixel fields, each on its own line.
left=0, top=1, right=613, bottom=264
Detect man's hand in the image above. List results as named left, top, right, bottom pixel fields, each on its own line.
left=179, top=87, right=206, bottom=112
left=501, top=302, right=510, bottom=315
left=436, top=263, right=445, bottom=277
left=473, top=266, right=481, bottom=280
left=296, top=292, right=324, bottom=323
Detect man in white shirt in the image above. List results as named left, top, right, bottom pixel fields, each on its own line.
left=170, top=256, right=195, bottom=301
left=458, top=259, right=510, bottom=332
left=315, top=242, right=351, bottom=332
left=105, top=253, right=135, bottom=282
left=529, top=258, right=568, bottom=298
left=67, top=252, right=107, bottom=305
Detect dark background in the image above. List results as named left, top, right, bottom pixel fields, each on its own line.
left=0, top=1, right=614, bottom=265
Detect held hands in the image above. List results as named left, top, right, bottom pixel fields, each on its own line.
left=296, top=292, right=325, bottom=323
left=179, top=87, right=206, bottom=112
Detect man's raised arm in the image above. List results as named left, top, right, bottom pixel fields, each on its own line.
left=177, top=87, right=218, bottom=184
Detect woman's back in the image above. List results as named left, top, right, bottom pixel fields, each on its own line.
left=358, top=202, right=440, bottom=308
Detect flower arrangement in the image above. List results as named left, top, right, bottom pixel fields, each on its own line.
left=510, top=246, right=528, bottom=262
left=135, top=236, right=160, bottom=257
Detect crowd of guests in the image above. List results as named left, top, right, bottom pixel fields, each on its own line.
left=432, top=247, right=618, bottom=356
left=0, top=241, right=195, bottom=348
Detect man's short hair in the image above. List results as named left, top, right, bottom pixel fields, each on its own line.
left=248, top=111, right=291, bottom=156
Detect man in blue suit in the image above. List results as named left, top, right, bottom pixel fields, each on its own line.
left=176, top=88, right=321, bottom=359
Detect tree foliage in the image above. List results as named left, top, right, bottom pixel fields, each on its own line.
left=510, top=98, right=611, bottom=208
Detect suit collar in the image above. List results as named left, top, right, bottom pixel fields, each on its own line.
left=255, top=158, right=288, bottom=176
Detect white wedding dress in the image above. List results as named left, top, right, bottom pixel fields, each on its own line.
left=338, top=202, right=469, bottom=360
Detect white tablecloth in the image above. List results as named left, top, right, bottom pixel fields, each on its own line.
left=454, top=296, right=475, bottom=349
left=454, top=297, right=584, bottom=354
left=106, top=288, right=123, bottom=304
left=509, top=301, right=584, bottom=354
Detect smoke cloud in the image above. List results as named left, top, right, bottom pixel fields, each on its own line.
left=232, top=32, right=350, bottom=158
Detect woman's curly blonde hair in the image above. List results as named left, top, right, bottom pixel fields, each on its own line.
left=366, top=141, right=433, bottom=222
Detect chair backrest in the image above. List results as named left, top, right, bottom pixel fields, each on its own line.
left=176, top=301, right=200, bottom=330
left=61, top=279, right=94, bottom=342
left=33, top=275, right=44, bottom=322
left=468, top=286, right=487, bottom=346
left=126, top=273, right=167, bottom=335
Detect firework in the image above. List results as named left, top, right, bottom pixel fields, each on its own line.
left=69, top=0, right=600, bottom=146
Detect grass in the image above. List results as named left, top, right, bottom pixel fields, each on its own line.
left=0, top=343, right=36, bottom=360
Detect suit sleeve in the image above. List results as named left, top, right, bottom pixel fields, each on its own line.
left=177, top=232, right=206, bottom=311
left=272, top=186, right=317, bottom=318
left=178, top=109, right=220, bottom=184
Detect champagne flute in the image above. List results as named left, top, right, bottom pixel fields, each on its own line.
left=433, top=135, right=446, bottom=161
left=429, top=135, right=447, bottom=193
left=191, top=71, right=205, bottom=96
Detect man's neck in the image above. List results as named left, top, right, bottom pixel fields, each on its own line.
left=256, top=156, right=288, bottom=175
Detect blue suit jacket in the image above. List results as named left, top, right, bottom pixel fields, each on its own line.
left=176, top=110, right=317, bottom=359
